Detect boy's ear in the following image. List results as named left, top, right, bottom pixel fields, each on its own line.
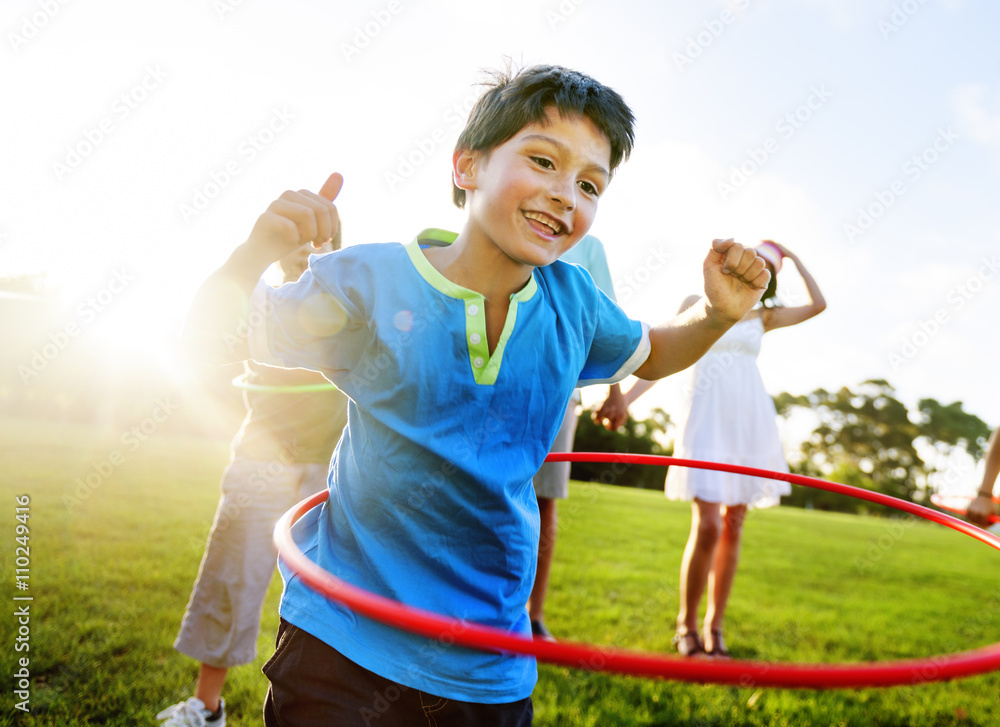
left=453, top=148, right=479, bottom=192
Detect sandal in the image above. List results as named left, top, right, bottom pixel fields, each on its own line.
left=704, top=629, right=730, bottom=658
left=671, top=629, right=705, bottom=657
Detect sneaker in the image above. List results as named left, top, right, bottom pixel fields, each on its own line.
left=156, top=697, right=226, bottom=726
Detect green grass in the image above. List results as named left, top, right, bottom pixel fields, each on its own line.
left=1, top=416, right=999, bottom=725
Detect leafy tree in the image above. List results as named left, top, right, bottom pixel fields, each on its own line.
left=916, top=398, right=992, bottom=459
left=570, top=407, right=672, bottom=490
left=774, top=379, right=992, bottom=514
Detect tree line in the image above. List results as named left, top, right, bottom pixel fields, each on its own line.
left=572, top=379, right=992, bottom=514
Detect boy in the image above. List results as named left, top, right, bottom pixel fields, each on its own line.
left=182, top=64, right=769, bottom=725
left=158, top=238, right=348, bottom=727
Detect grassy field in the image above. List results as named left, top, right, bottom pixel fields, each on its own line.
left=1, top=415, right=999, bottom=726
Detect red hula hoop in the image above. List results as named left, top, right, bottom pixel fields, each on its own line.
left=274, top=453, right=1000, bottom=689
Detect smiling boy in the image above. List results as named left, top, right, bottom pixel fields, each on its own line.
left=182, top=64, right=769, bottom=726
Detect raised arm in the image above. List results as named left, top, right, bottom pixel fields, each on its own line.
left=181, top=173, right=343, bottom=364
left=632, top=239, right=768, bottom=380
left=968, top=427, right=1000, bottom=527
left=760, top=243, right=827, bottom=332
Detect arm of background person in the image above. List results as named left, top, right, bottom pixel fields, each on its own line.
left=760, top=243, right=827, bottom=332
left=968, top=427, right=1000, bottom=526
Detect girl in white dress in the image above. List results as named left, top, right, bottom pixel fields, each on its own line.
left=619, top=240, right=826, bottom=657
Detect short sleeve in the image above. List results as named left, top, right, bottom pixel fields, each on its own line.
left=578, top=290, right=650, bottom=385
left=547, top=263, right=648, bottom=386
left=247, top=249, right=370, bottom=377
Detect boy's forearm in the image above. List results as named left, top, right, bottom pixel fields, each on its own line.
left=181, top=243, right=274, bottom=365
left=633, top=298, right=734, bottom=380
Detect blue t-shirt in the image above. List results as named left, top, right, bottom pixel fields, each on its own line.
left=249, top=236, right=650, bottom=703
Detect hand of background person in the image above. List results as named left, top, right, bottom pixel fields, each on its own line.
left=243, top=172, right=343, bottom=267
left=967, top=493, right=998, bottom=527
left=179, top=173, right=343, bottom=365
left=769, top=240, right=805, bottom=266
left=701, top=238, right=770, bottom=324
left=592, top=385, right=628, bottom=431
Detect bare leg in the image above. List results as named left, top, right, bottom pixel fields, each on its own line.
left=528, top=496, right=558, bottom=623
left=194, top=663, right=228, bottom=713
left=703, top=504, right=747, bottom=653
left=676, top=499, right=722, bottom=634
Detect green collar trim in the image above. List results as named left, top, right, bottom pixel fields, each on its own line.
left=416, top=227, right=459, bottom=247
left=406, top=238, right=478, bottom=300
left=404, top=237, right=538, bottom=302
left=404, top=236, right=537, bottom=385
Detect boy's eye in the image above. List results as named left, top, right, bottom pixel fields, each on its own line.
left=530, top=156, right=554, bottom=169
left=579, top=180, right=599, bottom=196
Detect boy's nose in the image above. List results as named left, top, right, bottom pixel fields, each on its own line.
left=548, top=176, right=576, bottom=210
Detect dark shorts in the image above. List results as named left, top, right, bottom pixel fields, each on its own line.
left=262, top=619, right=533, bottom=727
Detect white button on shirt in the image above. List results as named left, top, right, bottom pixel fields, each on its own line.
left=472, top=356, right=485, bottom=369
left=469, top=333, right=482, bottom=345
left=467, top=304, right=479, bottom=316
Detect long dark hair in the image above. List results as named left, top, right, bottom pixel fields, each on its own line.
left=760, top=262, right=779, bottom=308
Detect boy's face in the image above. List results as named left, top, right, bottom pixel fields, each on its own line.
left=457, top=107, right=611, bottom=268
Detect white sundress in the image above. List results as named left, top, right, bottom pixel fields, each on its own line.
left=664, top=314, right=791, bottom=508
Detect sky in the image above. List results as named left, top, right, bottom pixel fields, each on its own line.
left=3, top=0, right=999, bottom=486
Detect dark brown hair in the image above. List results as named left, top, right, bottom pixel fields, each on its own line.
left=452, top=63, right=635, bottom=208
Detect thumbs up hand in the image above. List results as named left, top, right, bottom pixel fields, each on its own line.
left=244, top=172, right=344, bottom=264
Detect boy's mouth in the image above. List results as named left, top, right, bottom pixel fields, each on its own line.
left=522, top=210, right=566, bottom=237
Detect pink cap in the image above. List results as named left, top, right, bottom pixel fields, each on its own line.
left=755, top=241, right=783, bottom=274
